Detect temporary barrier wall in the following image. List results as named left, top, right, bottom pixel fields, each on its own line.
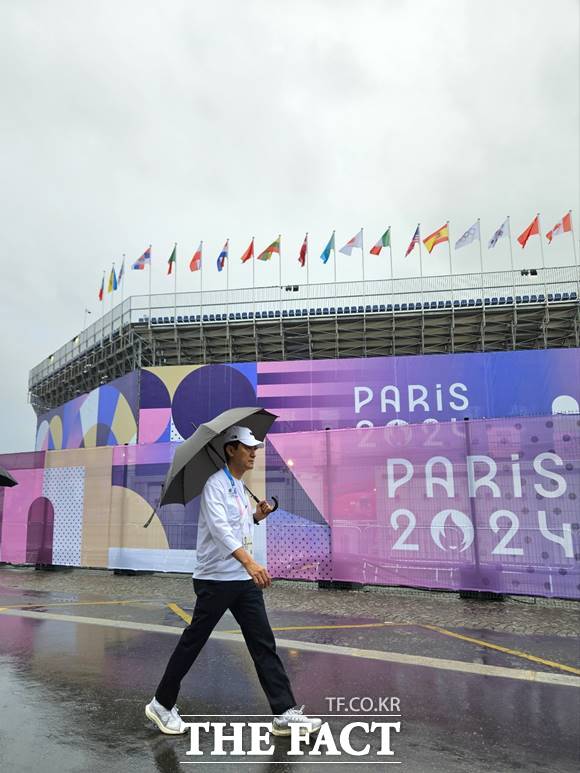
left=2, top=413, right=578, bottom=599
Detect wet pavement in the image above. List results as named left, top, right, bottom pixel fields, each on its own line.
left=0, top=566, right=579, bottom=772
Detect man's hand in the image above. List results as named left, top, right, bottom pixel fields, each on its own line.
left=232, top=547, right=272, bottom=588
left=244, top=558, right=272, bottom=588
left=255, top=500, right=274, bottom=521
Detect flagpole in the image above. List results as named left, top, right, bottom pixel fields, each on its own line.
left=200, top=241, right=204, bottom=363
left=506, top=216, right=515, bottom=301
left=148, top=245, right=152, bottom=329
left=332, top=228, right=337, bottom=288
left=110, top=261, right=115, bottom=338
left=278, top=234, right=282, bottom=318
left=173, top=242, right=177, bottom=328
left=120, top=253, right=125, bottom=313
left=226, top=239, right=230, bottom=324
left=570, top=210, right=579, bottom=301
left=537, top=212, right=545, bottom=270
left=418, top=223, right=423, bottom=305
left=251, top=237, right=256, bottom=330
left=361, top=227, right=366, bottom=312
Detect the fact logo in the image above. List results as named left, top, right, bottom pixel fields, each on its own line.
left=181, top=717, right=401, bottom=759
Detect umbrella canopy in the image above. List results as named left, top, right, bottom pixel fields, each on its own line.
left=0, top=466, right=18, bottom=488
left=160, top=406, right=277, bottom=508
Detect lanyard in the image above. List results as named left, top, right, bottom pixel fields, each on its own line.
left=223, top=466, right=249, bottom=520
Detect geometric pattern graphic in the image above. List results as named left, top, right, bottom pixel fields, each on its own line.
left=43, top=466, right=85, bottom=566
left=36, top=372, right=139, bottom=450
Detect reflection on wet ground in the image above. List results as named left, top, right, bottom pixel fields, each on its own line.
left=0, top=571, right=579, bottom=772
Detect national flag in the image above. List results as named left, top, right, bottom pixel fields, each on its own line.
left=98, top=274, right=104, bottom=301
left=118, top=256, right=125, bottom=283
left=189, top=241, right=203, bottom=271
left=339, top=229, right=363, bottom=256
left=240, top=238, right=254, bottom=264
left=455, top=221, right=480, bottom=250
left=257, top=236, right=281, bottom=261
left=423, top=224, right=449, bottom=254
left=517, top=216, right=540, bottom=249
left=488, top=218, right=510, bottom=249
left=320, top=232, right=335, bottom=264
left=546, top=212, right=572, bottom=243
left=132, top=246, right=151, bottom=270
left=167, top=244, right=177, bottom=275
left=107, top=266, right=117, bottom=293
left=217, top=239, right=229, bottom=272
left=298, top=234, right=308, bottom=267
left=370, top=228, right=391, bottom=255
left=405, top=225, right=420, bottom=257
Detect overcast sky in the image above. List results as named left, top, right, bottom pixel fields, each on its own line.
left=0, top=0, right=578, bottom=454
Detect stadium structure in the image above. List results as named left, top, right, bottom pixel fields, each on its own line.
left=29, top=265, right=579, bottom=414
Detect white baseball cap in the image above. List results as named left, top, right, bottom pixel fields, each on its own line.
left=223, top=425, right=264, bottom=448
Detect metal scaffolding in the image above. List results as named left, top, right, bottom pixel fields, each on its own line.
left=28, top=265, right=580, bottom=415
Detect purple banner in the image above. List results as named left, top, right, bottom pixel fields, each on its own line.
left=267, top=414, right=580, bottom=598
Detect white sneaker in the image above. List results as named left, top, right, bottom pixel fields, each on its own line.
left=271, top=705, right=323, bottom=737
left=145, top=697, right=187, bottom=735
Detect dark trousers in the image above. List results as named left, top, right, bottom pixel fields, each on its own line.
left=155, top=579, right=296, bottom=715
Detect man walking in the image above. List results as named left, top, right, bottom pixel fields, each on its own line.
left=145, top=425, right=321, bottom=737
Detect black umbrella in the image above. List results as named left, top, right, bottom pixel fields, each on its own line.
left=144, top=406, right=278, bottom=527
left=0, top=466, right=18, bottom=488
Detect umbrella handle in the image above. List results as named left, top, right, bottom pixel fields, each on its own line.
left=270, top=496, right=279, bottom=512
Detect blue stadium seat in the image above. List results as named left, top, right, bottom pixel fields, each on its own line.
left=475, top=299, right=482, bottom=306
left=444, top=300, right=451, bottom=308
left=358, top=306, right=364, bottom=313
left=547, top=293, right=554, bottom=301
left=484, top=298, right=491, bottom=306
left=453, top=300, right=459, bottom=308
left=401, top=303, right=408, bottom=311
left=372, top=304, right=379, bottom=312
left=408, top=303, right=415, bottom=310
left=516, top=295, right=522, bottom=303
left=379, top=304, right=386, bottom=312
left=506, top=297, right=513, bottom=304
left=310, top=308, right=316, bottom=315
left=195, top=315, right=201, bottom=322
left=554, top=293, right=562, bottom=301
left=163, top=316, right=170, bottom=324
left=330, top=307, right=336, bottom=314
left=315, top=308, right=322, bottom=315
left=437, top=301, right=444, bottom=309
left=491, top=298, right=498, bottom=306
left=241, top=312, right=248, bottom=320
left=229, top=313, right=235, bottom=320
left=169, top=316, right=175, bottom=323
left=460, top=299, right=467, bottom=307
left=302, top=309, right=308, bottom=316
left=350, top=306, right=357, bottom=313
left=274, top=310, right=281, bottom=318
left=337, top=307, right=343, bottom=314
left=415, top=302, right=422, bottom=309
left=430, top=301, right=437, bottom=309
left=295, top=309, right=301, bottom=317
left=394, top=303, right=401, bottom=311
left=538, top=294, right=545, bottom=302
left=522, top=295, right=530, bottom=303
left=570, top=291, right=577, bottom=299
left=387, top=303, right=393, bottom=311
left=282, top=310, right=288, bottom=317
left=268, top=311, right=275, bottom=318
left=249, top=312, right=255, bottom=319
left=468, top=299, right=475, bottom=307
left=530, top=294, right=537, bottom=303
left=139, top=317, right=146, bottom=323
left=498, top=297, right=505, bottom=305
left=235, top=312, right=241, bottom=320
left=562, top=292, right=570, bottom=301
left=202, top=314, right=208, bottom=322
left=365, top=305, right=372, bottom=313
left=208, top=314, right=215, bottom=321
left=323, top=307, right=329, bottom=315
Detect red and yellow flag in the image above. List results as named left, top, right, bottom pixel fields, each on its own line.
left=423, top=224, right=449, bottom=254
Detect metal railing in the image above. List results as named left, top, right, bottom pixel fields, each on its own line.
left=29, top=265, right=579, bottom=385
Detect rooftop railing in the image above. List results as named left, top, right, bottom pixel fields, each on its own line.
left=29, top=265, right=579, bottom=385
